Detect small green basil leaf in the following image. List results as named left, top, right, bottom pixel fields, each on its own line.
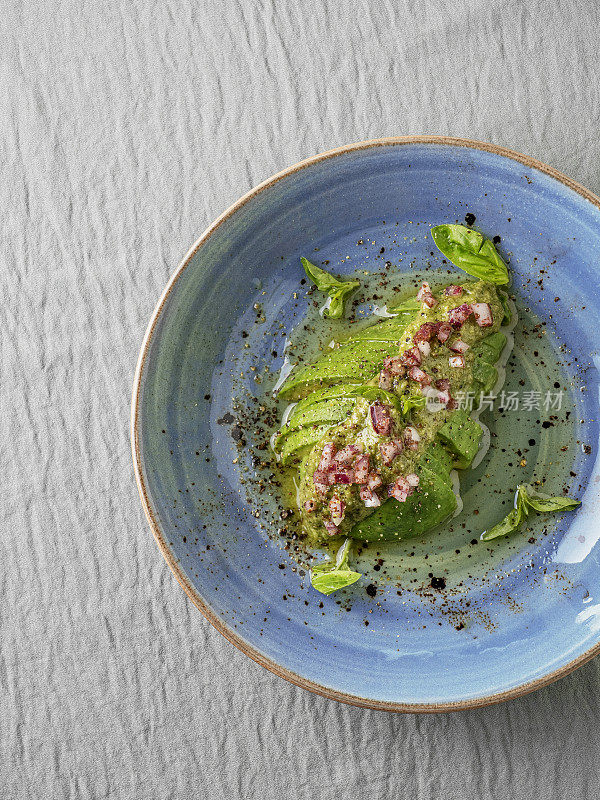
left=480, top=507, right=524, bottom=541
left=431, top=225, right=509, bottom=285
left=401, top=394, right=426, bottom=414
left=311, top=569, right=362, bottom=595
left=498, top=289, right=512, bottom=325
left=521, top=487, right=581, bottom=514
left=327, top=283, right=359, bottom=319
left=311, top=539, right=361, bottom=595
left=481, top=484, right=580, bottom=541
left=301, top=257, right=359, bottom=319
left=344, top=385, right=405, bottom=415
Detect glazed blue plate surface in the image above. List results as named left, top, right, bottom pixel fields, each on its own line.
left=132, top=138, right=600, bottom=711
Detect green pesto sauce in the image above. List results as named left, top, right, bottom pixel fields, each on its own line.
left=296, top=280, right=503, bottom=542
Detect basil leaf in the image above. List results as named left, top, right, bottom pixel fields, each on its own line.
left=311, top=569, right=362, bottom=595
left=480, top=507, right=524, bottom=541
left=522, top=489, right=581, bottom=514
left=401, top=393, right=426, bottom=414
left=499, top=289, right=512, bottom=325
left=481, top=485, right=580, bottom=541
left=327, top=285, right=359, bottom=319
left=431, top=225, right=509, bottom=285
left=301, top=257, right=359, bottom=319
left=344, top=385, right=405, bottom=415
left=311, top=539, right=361, bottom=595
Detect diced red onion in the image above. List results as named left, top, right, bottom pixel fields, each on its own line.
left=403, top=426, right=421, bottom=450
left=329, top=497, right=346, bottom=526
left=416, top=282, right=432, bottom=301
left=354, top=455, right=370, bottom=484
left=304, top=499, right=317, bottom=512
left=334, top=443, right=363, bottom=465
left=324, top=520, right=340, bottom=537
left=449, top=354, right=465, bottom=368
left=448, top=303, right=473, bottom=328
left=446, top=397, right=458, bottom=410
left=445, top=284, right=464, bottom=296
left=422, top=293, right=438, bottom=309
left=383, top=355, right=406, bottom=376
left=400, top=346, right=422, bottom=367
left=406, top=473, right=420, bottom=487
left=408, top=365, right=431, bottom=386
left=414, top=323, right=436, bottom=342
left=388, top=476, right=412, bottom=503
left=380, top=440, right=400, bottom=466
left=449, top=338, right=470, bottom=353
left=367, top=472, right=383, bottom=490
left=378, top=369, right=392, bottom=389
left=435, top=378, right=450, bottom=392
left=312, top=471, right=330, bottom=496
left=436, top=322, right=453, bottom=342
left=370, top=403, right=393, bottom=436
left=416, top=340, right=431, bottom=357
left=471, top=302, right=493, bottom=327
left=317, top=442, right=336, bottom=472
left=360, top=486, right=381, bottom=508
left=332, top=467, right=354, bottom=484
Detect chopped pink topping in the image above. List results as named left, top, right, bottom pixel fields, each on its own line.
left=472, top=302, right=493, bottom=327
left=312, top=470, right=330, bottom=496
left=446, top=397, right=458, bottom=410
left=416, top=282, right=432, bottom=301
left=449, top=338, right=470, bottom=353
left=382, top=356, right=406, bottom=376
left=403, top=426, right=421, bottom=450
left=400, top=346, right=422, bottom=367
left=435, top=389, right=452, bottom=406
left=417, top=282, right=438, bottom=308
left=329, top=497, right=346, bottom=526
left=445, top=284, right=464, bottom=296
left=324, top=520, right=340, bottom=537
left=360, top=486, right=381, bottom=508
left=388, top=476, right=412, bottom=503
left=370, top=403, right=393, bottom=436
left=434, top=378, right=452, bottom=407
left=414, top=323, right=436, bottom=342
left=304, top=499, right=317, bottom=512
left=436, top=322, right=453, bottom=343
left=378, top=369, right=392, bottom=389
left=406, top=473, right=420, bottom=487
left=416, top=340, right=431, bottom=357
left=367, top=472, right=383, bottom=490
left=380, top=439, right=402, bottom=466
left=334, top=443, right=363, bottom=465
left=448, top=303, right=473, bottom=328
left=408, top=365, right=431, bottom=386
left=449, top=355, right=465, bottom=368
left=332, top=467, right=354, bottom=484
left=317, top=442, right=336, bottom=472
left=354, top=455, right=370, bottom=484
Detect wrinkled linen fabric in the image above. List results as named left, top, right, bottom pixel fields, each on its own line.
left=3, top=0, right=600, bottom=797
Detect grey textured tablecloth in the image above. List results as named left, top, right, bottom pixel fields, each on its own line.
left=4, top=0, right=600, bottom=797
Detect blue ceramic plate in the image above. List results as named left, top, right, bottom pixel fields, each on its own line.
left=132, top=137, right=600, bottom=711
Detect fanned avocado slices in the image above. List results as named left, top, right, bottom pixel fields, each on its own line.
left=273, top=230, right=580, bottom=596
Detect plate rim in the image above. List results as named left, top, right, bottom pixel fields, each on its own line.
left=131, top=135, right=600, bottom=713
